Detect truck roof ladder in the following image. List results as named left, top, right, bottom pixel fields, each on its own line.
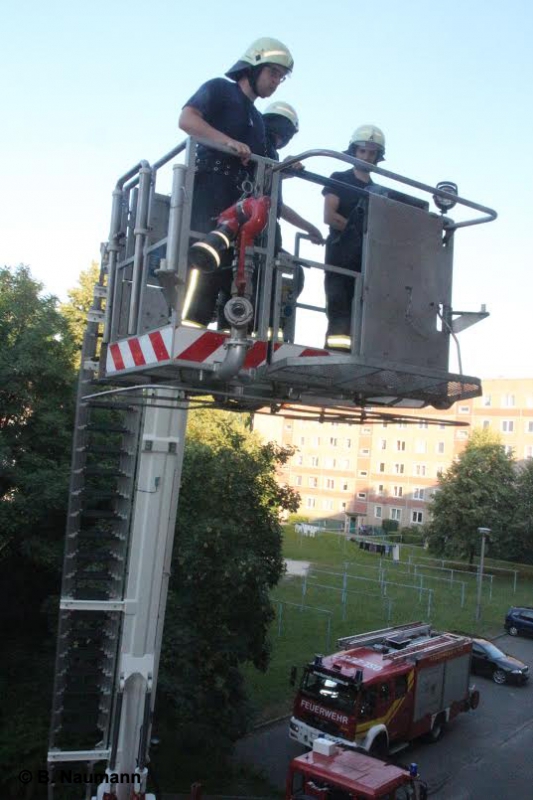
left=337, top=622, right=431, bottom=650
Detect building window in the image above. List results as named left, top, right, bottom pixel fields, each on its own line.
left=340, top=501, right=347, bottom=511
left=360, top=448, right=370, bottom=456
left=295, top=475, right=302, bottom=486
left=503, top=394, right=515, bottom=408
left=362, top=427, right=372, bottom=434
left=296, top=455, right=303, bottom=465
left=501, top=420, right=514, bottom=433
left=378, top=462, right=386, bottom=473
left=504, top=445, right=514, bottom=455
left=458, top=405, right=470, bottom=414
left=375, top=505, right=383, bottom=519
left=323, top=499, right=334, bottom=510
left=439, top=423, right=446, bottom=430
left=393, top=486, right=403, bottom=498
left=308, top=477, right=318, bottom=488
left=412, top=511, right=424, bottom=524
left=413, top=487, right=425, bottom=500
left=382, top=422, right=388, bottom=429
left=482, top=420, right=490, bottom=430
left=414, top=463, right=427, bottom=476
left=418, top=420, right=429, bottom=429
left=393, top=463, right=405, bottom=474
left=340, top=458, right=350, bottom=469
left=358, top=470, right=368, bottom=477
left=311, top=436, right=321, bottom=447
left=396, top=440, right=406, bottom=451
left=330, top=437, right=338, bottom=446
left=525, top=446, right=533, bottom=459
left=397, top=422, right=407, bottom=429
left=325, top=478, right=335, bottom=490
left=342, top=480, right=349, bottom=491
left=527, top=421, right=533, bottom=433
left=390, top=508, right=402, bottom=521
left=483, top=394, right=491, bottom=407
left=324, top=457, right=336, bottom=469
left=310, top=456, right=319, bottom=467
left=346, top=438, right=352, bottom=449
left=379, top=439, right=387, bottom=450
left=299, top=436, right=305, bottom=445
left=376, top=484, right=385, bottom=495
left=436, top=442, right=445, bottom=454
left=285, top=422, right=292, bottom=429
left=305, top=497, right=316, bottom=509
left=436, top=464, right=445, bottom=477
left=357, top=492, right=367, bottom=499
left=415, top=440, right=427, bottom=454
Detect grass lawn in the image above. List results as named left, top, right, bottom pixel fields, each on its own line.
left=244, top=525, right=533, bottom=724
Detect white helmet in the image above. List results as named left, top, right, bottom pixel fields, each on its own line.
left=226, top=37, right=294, bottom=79
left=263, top=101, right=299, bottom=132
left=348, top=125, right=386, bottom=161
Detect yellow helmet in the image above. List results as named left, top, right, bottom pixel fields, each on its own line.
left=263, top=101, right=299, bottom=132
left=226, top=37, right=294, bottom=79
left=348, top=125, right=386, bottom=161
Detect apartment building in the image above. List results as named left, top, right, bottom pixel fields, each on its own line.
left=253, top=378, right=533, bottom=527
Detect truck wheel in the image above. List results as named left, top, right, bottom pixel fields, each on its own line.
left=426, top=714, right=446, bottom=743
left=492, top=668, right=507, bottom=685
left=369, top=735, right=388, bottom=758
left=508, top=626, right=519, bottom=637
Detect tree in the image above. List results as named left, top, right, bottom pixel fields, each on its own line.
left=156, top=409, right=299, bottom=758
left=509, top=459, right=533, bottom=563
left=0, top=265, right=77, bottom=795
left=426, top=429, right=516, bottom=564
left=59, top=260, right=101, bottom=364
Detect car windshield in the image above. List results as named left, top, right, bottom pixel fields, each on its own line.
left=301, top=669, right=358, bottom=712
left=476, top=642, right=505, bottom=659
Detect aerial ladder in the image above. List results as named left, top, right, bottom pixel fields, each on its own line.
left=46, top=137, right=496, bottom=799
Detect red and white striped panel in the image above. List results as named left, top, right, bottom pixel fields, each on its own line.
left=106, top=326, right=174, bottom=373
left=106, top=325, right=329, bottom=375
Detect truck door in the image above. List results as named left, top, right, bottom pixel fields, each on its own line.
left=387, top=672, right=414, bottom=741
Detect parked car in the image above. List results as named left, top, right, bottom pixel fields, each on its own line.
left=504, top=606, right=533, bottom=637
left=471, top=638, right=529, bottom=685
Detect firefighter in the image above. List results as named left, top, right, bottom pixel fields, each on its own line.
left=178, top=37, right=294, bottom=328
left=322, top=125, right=386, bottom=351
left=215, top=102, right=323, bottom=332
left=263, top=101, right=324, bottom=247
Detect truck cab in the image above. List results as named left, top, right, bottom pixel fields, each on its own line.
left=287, top=738, right=428, bottom=800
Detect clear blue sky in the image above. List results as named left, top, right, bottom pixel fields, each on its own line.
left=1, top=0, right=532, bottom=378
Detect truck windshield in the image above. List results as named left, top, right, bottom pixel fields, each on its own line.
left=301, top=669, right=357, bottom=712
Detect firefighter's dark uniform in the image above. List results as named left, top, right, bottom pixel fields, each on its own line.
left=322, top=170, right=372, bottom=350
left=182, top=78, right=267, bottom=326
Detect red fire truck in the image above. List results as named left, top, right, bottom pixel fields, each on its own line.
left=289, top=622, right=479, bottom=755
left=287, top=738, right=428, bottom=800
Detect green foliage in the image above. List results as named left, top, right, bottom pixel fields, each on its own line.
left=382, top=519, right=399, bottom=533
left=510, top=459, right=533, bottom=563
left=0, top=265, right=76, bottom=560
left=426, top=429, right=517, bottom=563
left=59, top=261, right=101, bottom=366
left=0, top=265, right=77, bottom=793
left=156, top=409, right=299, bottom=757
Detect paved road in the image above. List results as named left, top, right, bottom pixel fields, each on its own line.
left=234, top=634, right=533, bottom=798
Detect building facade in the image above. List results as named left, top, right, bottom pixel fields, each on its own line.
left=253, top=378, right=533, bottom=527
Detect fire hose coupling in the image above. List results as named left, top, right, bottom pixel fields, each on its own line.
left=188, top=195, right=271, bottom=273
left=224, top=296, right=254, bottom=328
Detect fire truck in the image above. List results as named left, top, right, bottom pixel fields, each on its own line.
left=45, top=135, right=494, bottom=800
left=287, top=738, right=428, bottom=800
left=289, top=622, right=480, bottom=754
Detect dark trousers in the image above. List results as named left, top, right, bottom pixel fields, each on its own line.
left=184, top=172, right=243, bottom=327
left=324, top=271, right=358, bottom=337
